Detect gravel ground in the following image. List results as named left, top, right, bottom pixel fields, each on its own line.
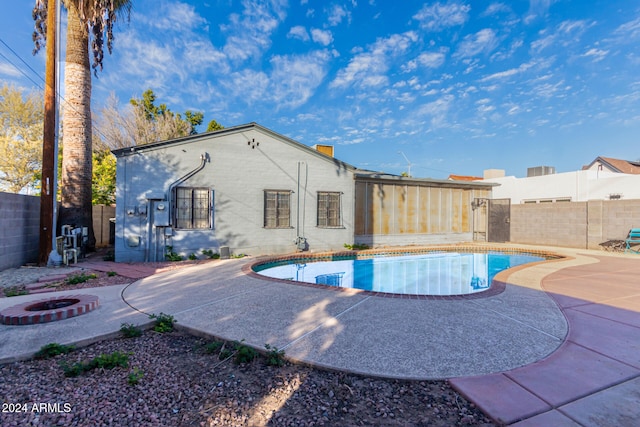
left=1, top=257, right=496, bottom=426
left=0, top=331, right=495, bottom=426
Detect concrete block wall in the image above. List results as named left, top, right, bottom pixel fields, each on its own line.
left=0, top=192, right=40, bottom=270
left=510, top=199, right=640, bottom=249
left=511, top=202, right=587, bottom=248
left=601, top=199, right=640, bottom=244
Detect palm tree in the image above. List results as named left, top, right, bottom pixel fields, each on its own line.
left=33, top=0, right=131, bottom=251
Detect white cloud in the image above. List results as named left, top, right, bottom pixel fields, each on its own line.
left=531, top=20, right=591, bottom=52
left=416, top=94, right=455, bottom=127
left=327, top=4, right=351, bottom=26
left=330, top=32, right=418, bottom=89
left=288, top=25, right=310, bottom=41
left=480, top=60, right=535, bottom=82
left=482, top=3, right=511, bottom=17
left=582, top=48, right=609, bottom=62
left=311, top=28, right=333, bottom=46
left=222, top=0, right=288, bottom=62
left=223, top=69, right=270, bottom=103
left=402, top=51, right=446, bottom=72
left=524, top=0, right=558, bottom=24
left=330, top=32, right=417, bottom=88
left=418, top=51, right=447, bottom=68
left=413, top=2, right=470, bottom=31
left=269, top=50, right=332, bottom=108
left=454, top=29, right=498, bottom=58
left=0, top=62, right=21, bottom=78
left=612, top=16, right=640, bottom=40
left=137, top=1, right=206, bottom=31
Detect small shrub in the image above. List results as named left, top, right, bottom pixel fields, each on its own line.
left=149, top=312, right=175, bottom=333
left=231, top=253, right=246, bottom=259
left=233, top=340, right=257, bottom=364
left=88, top=351, right=130, bottom=370
left=218, top=342, right=233, bottom=361
left=165, top=246, right=183, bottom=261
left=61, top=361, right=87, bottom=377
left=264, top=344, right=286, bottom=367
left=127, top=367, right=144, bottom=385
left=103, top=250, right=115, bottom=261
left=3, top=286, right=28, bottom=297
left=203, top=341, right=223, bottom=354
left=61, top=351, right=130, bottom=377
left=188, top=253, right=197, bottom=260
left=120, top=323, right=142, bottom=338
left=35, top=343, right=74, bottom=359
left=202, top=249, right=220, bottom=259
left=343, top=243, right=370, bottom=250
left=107, top=271, right=117, bottom=277
left=66, top=273, right=97, bottom=285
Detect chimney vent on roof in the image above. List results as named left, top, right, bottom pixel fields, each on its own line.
left=312, top=144, right=334, bottom=157
left=527, top=166, right=556, bottom=177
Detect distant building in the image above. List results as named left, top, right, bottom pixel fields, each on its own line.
left=482, top=158, right=640, bottom=204
left=582, top=156, right=640, bottom=174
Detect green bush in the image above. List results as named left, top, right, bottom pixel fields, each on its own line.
left=343, top=243, right=370, bottom=250
left=203, top=341, right=223, bottom=354
left=201, top=249, right=220, bottom=259
left=128, top=367, right=144, bottom=385
left=34, top=343, right=74, bottom=359
left=165, top=246, right=183, bottom=261
left=107, top=271, right=117, bottom=277
left=61, top=362, right=86, bottom=378
left=66, top=273, right=97, bottom=285
left=120, top=323, right=142, bottom=338
left=3, top=286, right=28, bottom=297
left=188, top=253, right=198, bottom=260
left=88, top=351, right=130, bottom=370
left=233, top=340, right=257, bottom=364
left=264, top=344, right=286, bottom=367
left=149, top=312, right=175, bottom=333
left=61, top=351, right=130, bottom=377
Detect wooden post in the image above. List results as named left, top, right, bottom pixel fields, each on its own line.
left=38, top=0, right=57, bottom=265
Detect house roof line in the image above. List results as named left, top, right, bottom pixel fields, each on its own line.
left=111, top=122, right=358, bottom=172
left=354, top=172, right=498, bottom=188
left=582, top=156, right=640, bottom=174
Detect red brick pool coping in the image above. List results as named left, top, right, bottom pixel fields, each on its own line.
left=245, top=245, right=564, bottom=300
left=0, top=294, right=99, bottom=325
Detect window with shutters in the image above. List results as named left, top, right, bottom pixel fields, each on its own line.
left=175, top=187, right=212, bottom=229
left=317, top=191, right=341, bottom=227
left=264, top=190, right=291, bottom=228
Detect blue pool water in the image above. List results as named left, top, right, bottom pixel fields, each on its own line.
left=254, top=252, right=545, bottom=296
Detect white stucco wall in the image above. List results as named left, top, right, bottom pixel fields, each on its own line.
left=114, top=125, right=355, bottom=262
left=484, top=170, right=640, bottom=204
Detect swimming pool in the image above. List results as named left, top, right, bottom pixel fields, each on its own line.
left=253, top=251, right=546, bottom=296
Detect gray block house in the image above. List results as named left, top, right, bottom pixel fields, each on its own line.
left=112, top=123, right=494, bottom=262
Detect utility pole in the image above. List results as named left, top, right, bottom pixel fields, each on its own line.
left=38, top=0, right=57, bottom=265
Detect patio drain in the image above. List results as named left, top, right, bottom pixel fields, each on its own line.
left=0, top=295, right=99, bottom=325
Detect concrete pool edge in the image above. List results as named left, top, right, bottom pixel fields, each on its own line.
left=245, top=243, right=566, bottom=300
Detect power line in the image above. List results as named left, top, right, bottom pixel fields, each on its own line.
left=0, top=37, right=46, bottom=89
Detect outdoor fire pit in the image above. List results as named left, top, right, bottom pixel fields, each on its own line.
left=0, top=295, right=99, bottom=325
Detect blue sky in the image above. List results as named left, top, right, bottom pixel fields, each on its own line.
left=1, top=1, right=639, bottom=178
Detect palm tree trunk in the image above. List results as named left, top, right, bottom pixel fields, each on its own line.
left=59, top=0, right=95, bottom=251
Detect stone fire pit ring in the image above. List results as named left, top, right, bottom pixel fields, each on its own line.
left=0, top=294, right=99, bottom=325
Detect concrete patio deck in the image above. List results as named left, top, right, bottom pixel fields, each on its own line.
left=0, top=245, right=638, bottom=426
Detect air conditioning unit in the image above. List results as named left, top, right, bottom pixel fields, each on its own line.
left=527, top=166, right=556, bottom=177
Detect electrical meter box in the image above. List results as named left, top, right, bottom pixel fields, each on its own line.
left=153, top=201, right=170, bottom=226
